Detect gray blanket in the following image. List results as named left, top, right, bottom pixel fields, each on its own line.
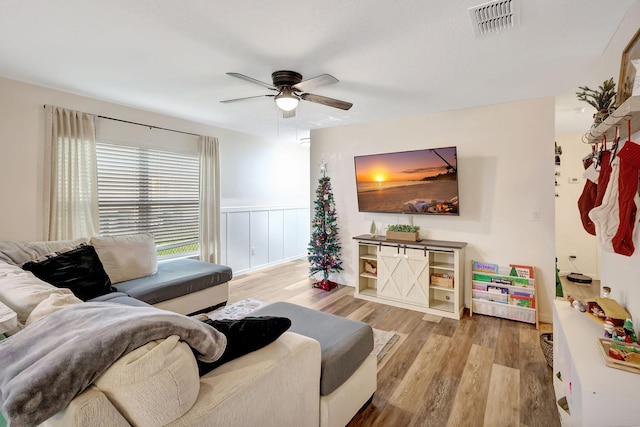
left=0, top=302, right=226, bottom=427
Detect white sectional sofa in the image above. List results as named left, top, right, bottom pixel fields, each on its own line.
left=0, top=249, right=322, bottom=427
left=0, top=235, right=375, bottom=427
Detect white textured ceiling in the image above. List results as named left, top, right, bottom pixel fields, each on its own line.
left=0, top=0, right=636, bottom=142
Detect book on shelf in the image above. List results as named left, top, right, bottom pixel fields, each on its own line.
left=472, top=282, right=487, bottom=291
left=509, top=264, right=534, bottom=279
left=487, top=284, right=509, bottom=294
left=472, top=261, right=499, bottom=274
left=473, top=273, right=493, bottom=282
left=473, top=274, right=531, bottom=287
left=509, top=294, right=535, bottom=308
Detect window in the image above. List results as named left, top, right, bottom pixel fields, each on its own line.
left=96, top=142, right=199, bottom=258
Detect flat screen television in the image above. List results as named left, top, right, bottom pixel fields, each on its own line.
left=354, top=146, right=459, bottom=215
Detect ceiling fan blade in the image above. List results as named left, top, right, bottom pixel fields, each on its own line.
left=220, top=94, right=274, bottom=103
left=226, top=72, right=277, bottom=91
left=283, top=109, right=296, bottom=119
left=300, top=93, right=353, bottom=111
left=292, top=74, right=338, bottom=93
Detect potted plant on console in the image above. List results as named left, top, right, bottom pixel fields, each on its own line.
left=386, top=224, right=420, bottom=242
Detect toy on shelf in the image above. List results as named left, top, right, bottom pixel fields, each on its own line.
left=613, top=318, right=638, bottom=344
left=567, top=295, right=587, bottom=312
left=585, top=297, right=630, bottom=326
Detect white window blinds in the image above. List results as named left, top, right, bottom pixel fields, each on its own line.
left=95, top=142, right=200, bottom=257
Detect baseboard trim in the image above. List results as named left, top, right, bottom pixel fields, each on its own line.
left=233, top=256, right=307, bottom=276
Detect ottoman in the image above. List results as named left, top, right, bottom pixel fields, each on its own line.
left=252, top=302, right=377, bottom=427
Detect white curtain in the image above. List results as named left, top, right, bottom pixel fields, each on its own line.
left=199, top=136, right=221, bottom=263
left=45, top=105, right=99, bottom=240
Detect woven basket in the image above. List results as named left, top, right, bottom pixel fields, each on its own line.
left=539, top=333, right=553, bottom=368
left=431, top=274, right=454, bottom=288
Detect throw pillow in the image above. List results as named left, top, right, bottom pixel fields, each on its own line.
left=22, top=245, right=115, bottom=301
left=90, top=233, right=158, bottom=284
left=197, top=316, right=292, bottom=376
left=0, top=237, right=88, bottom=266
left=94, top=336, right=200, bottom=427
left=0, top=260, right=69, bottom=325
left=26, top=292, right=83, bottom=326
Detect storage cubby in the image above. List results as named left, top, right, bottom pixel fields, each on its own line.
left=357, top=242, right=378, bottom=298
left=353, top=235, right=466, bottom=319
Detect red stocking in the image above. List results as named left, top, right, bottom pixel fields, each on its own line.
left=577, top=158, right=597, bottom=235
left=612, top=140, right=640, bottom=256
left=594, top=150, right=612, bottom=208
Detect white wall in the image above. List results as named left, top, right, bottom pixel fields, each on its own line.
left=554, top=133, right=600, bottom=278
left=311, top=97, right=556, bottom=322
left=0, top=77, right=310, bottom=270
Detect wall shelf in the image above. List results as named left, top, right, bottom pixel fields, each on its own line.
left=583, top=95, right=640, bottom=144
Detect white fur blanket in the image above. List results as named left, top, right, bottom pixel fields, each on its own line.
left=0, top=302, right=226, bottom=427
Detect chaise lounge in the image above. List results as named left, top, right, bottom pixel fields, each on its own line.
left=0, top=234, right=232, bottom=316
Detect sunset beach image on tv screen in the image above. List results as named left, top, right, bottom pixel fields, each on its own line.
left=354, top=146, right=459, bottom=215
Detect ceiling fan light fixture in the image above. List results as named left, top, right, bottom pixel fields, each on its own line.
left=274, top=87, right=300, bottom=111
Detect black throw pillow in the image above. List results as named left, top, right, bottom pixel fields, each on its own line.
left=22, top=245, right=115, bottom=301
left=197, top=316, right=292, bottom=375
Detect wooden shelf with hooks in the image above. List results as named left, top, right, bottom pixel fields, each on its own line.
left=583, top=95, right=640, bottom=144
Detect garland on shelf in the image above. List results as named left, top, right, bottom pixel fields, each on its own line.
left=576, top=77, right=617, bottom=127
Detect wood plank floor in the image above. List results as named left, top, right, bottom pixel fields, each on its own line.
left=226, top=259, right=560, bottom=427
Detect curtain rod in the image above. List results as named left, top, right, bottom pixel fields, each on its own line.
left=97, top=115, right=201, bottom=137
left=43, top=105, right=202, bottom=137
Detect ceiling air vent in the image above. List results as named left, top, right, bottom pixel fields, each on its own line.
left=468, top=0, right=520, bottom=36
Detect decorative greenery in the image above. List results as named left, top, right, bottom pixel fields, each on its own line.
left=308, top=176, right=342, bottom=290
left=387, top=224, right=420, bottom=233
left=576, top=78, right=617, bottom=126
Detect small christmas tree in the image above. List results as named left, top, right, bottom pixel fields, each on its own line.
left=308, top=173, right=342, bottom=291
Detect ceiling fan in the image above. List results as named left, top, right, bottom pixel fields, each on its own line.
left=220, top=70, right=353, bottom=118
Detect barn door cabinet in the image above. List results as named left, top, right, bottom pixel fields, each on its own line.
left=353, top=235, right=466, bottom=319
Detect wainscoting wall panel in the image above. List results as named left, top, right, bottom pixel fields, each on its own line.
left=225, top=211, right=251, bottom=272
left=250, top=210, right=269, bottom=268
left=268, top=210, right=284, bottom=263
left=283, top=209, right=300, bottom=260
left=221, top=206, right=310, bottom=275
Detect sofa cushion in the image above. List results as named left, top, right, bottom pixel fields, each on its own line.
left=89, top=291, right=152, bottom=307
left=0, top=260, right=74, bottom=324
left=26, top=292, right=83, bottom=326
left=91, top=233, right=158, bottom=284
left=94, top=335, right=200, bottom=427
left=114, top=258, right=232, bottom=305
left=251, top=302, right=374, bottom=395
left=0, top=238, right=88, bottom=266
left=41, top=385, right=131, bottom=427
left=22, top=245, right=115, bottom=301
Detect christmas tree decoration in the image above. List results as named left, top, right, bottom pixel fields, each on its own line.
left=308, top=169, right=343, bottom=291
